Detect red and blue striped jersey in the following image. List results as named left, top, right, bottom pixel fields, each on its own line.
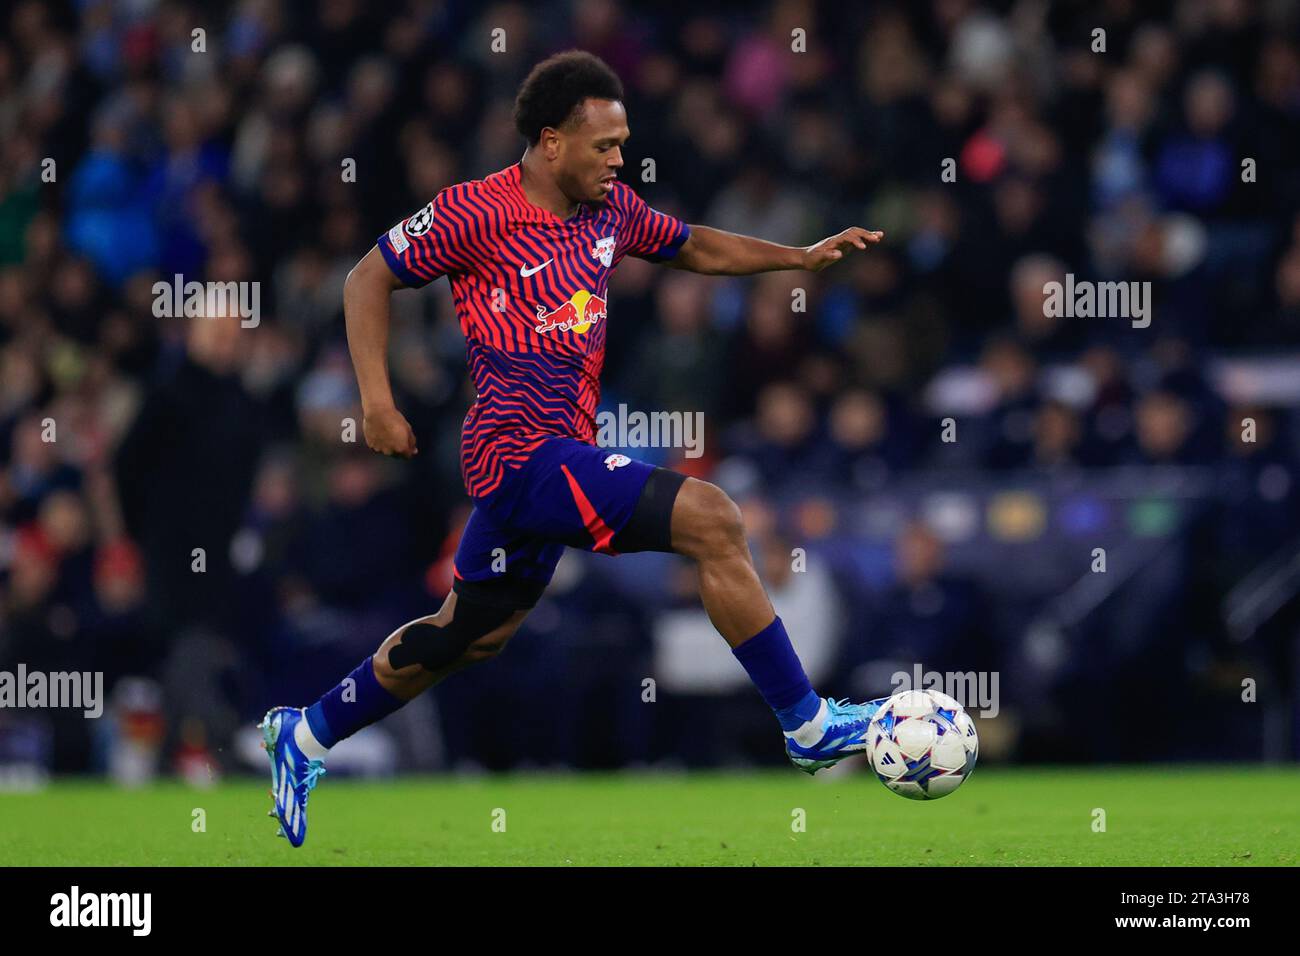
left=376, top=163, right=690, bottom=498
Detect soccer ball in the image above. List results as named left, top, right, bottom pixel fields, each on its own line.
left=865, top=689, right=978, bottom=800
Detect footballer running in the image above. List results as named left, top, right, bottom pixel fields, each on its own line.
left=261, top=50, right=886, bottom=846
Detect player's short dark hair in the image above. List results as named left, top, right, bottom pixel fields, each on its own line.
left=513, top=50, right=624, bottom=145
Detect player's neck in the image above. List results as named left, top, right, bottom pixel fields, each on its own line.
left=519, top=151, right=580, bottom=220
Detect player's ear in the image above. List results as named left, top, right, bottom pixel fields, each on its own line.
left=539, top=127, right=560, bottom=161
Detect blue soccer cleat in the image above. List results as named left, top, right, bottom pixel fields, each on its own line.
left=259, top=706, right=327, bottom=847
left=785, top=696, right=888, bottom=775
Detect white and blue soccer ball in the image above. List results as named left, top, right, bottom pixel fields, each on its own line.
left=866, top=689, right=978, bottom=800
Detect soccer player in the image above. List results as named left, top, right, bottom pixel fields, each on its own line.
left=261, top=51, right=885, bottom=846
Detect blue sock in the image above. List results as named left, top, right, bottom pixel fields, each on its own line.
left=731, top=616, right=822, bottom=731
left=304, top=656, right=404, bottom=749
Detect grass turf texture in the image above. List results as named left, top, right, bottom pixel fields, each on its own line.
left=2, top=766, right=1296, bottom=866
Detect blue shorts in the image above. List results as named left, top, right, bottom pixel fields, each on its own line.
left=451, top=437, right=686, bottom=608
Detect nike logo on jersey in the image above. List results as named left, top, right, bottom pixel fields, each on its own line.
left=520, top=259, right=553, bottom=277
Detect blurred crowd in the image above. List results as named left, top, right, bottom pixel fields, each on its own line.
left=2, top=0, right=1299, bottom=774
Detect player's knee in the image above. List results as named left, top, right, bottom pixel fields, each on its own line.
left=380, top=597, right=519, bottom=674
left=461, top=619, right=521, bottom=663
left=677, top=480, right=747, bottom=560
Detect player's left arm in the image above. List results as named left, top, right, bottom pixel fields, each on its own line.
left=667, top=224, right=884, bottom=275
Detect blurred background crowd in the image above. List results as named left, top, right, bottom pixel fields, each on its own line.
left=1, top=0, right=1299, bottom=781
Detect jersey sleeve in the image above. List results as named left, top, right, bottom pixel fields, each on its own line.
left=377, top=186, right=484, bottom=287
left=614, top=184, right=691, bottom=262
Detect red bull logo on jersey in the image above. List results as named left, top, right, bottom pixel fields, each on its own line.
left=534, top=290, right=607, bottom=335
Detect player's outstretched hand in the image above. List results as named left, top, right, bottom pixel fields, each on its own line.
left=801, top=227, right=884, bottom=272
left=363, top=405, right=419, bottom=458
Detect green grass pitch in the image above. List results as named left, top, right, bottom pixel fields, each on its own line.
left=2, top=766, right=1297, bottom=866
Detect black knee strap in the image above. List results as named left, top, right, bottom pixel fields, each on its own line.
left=387, top=596, right=517, bottom=671
left=611, top=467, right=687, bottom=554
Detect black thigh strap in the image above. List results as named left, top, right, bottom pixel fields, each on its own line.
left=611, top=467, right=688, bottom=554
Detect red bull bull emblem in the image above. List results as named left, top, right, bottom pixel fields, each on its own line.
left=535, top=290, right=606, bottom=335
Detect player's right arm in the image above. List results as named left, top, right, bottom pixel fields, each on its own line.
left=346, top=187, right=483, bottom=459
left=344, top=245, right=418, bottom=458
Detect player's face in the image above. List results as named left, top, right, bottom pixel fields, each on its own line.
left=557, top=97, right=628, bottom=203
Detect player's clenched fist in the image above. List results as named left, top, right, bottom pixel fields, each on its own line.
left=363, top=405, right=418, bottom=458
